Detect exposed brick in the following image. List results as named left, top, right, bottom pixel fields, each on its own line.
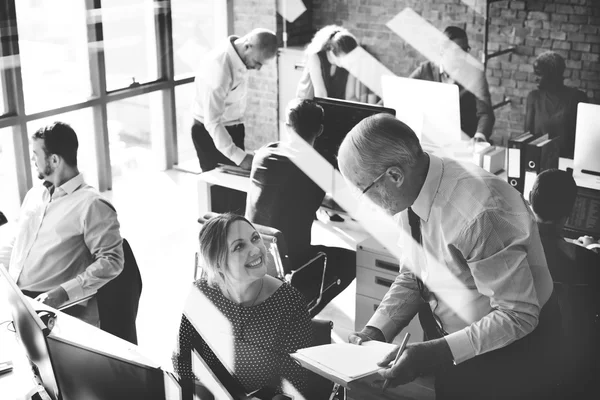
left=551, top=13, right=569, bottom=23
left=550, top=31, right=567, bottom=40
left=582, top=53, right=600, bottom=62
left=566, top=60, right=583, bottom=69
left=581, top=25, right=599, bottom=35
left=552, top=41, right=571, bottom=50
left=560, top=23, right=580, bottom=33
left=528, top=11, right=549, bottom=20
left=572, top=43, right=591, bottom=52
left=510, top=1, right=526, bottom=10
left=518, top=64, right=534, bottom=73
left=593, top=45, right=600, bottom=54
left=587, top=34, right=600, bottom=44
left=525, top=19, right=543, bottom=28
left=556, top=5, right=575, bottom=14
left=569, top=15, right=588, bottom=24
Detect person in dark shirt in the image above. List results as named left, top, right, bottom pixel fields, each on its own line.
left=525, top=51, right=589, bottom=159
left=529, top=169, right=599, bottom=395
left=245, top=99, right=356, bottom=315
left=410, top=26, right=495, bottom=143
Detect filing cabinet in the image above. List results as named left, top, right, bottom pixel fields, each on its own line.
left=356, top=237, right=423, bottom=345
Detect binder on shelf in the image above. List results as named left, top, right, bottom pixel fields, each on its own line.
left=472, top=143, right=495, bottom=167
left=506, top=132, right=534, bottom=193
left=522, top=134, right=560, bottom=200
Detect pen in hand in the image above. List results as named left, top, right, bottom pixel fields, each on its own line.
left=381, top=332, right=411, bottom=394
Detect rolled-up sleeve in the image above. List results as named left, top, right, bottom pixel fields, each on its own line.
left=202, top=62, right=246, bottom=166
left=60, top=198, right=124, bottom=300
left=445, top=209, right=541, bottom=364
left=367, top=267, right=423, bottom=343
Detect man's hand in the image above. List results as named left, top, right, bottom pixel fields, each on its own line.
left=238, top=153, right=254, bottom=170
left=376, top=338, right=453, bottom=388
left=348, top=326, right=386, bottom=345
left=35, top=287, right=68, bottom=309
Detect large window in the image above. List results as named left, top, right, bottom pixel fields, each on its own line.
left=102, top=0, right=160, bottom=91
left=0, top=128, right=20, bottom=221
left=171, top=0, right=228, bottom=78
left=15, top=0, right=91, bottom=113
left=0, top=0, right=229, bottom=203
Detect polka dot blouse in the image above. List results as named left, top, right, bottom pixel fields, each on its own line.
left=172, top=279, right=313, bottom=397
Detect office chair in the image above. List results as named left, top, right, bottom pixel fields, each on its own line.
left=61, top=239, right=142, bottom=344
left=97, top=238, right=142, bottom=344
left=197, top=213, right=341, bottom=317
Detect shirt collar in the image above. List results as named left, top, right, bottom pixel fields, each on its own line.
left=54, top=174, right=84, bottom=197
left=410, top=154, right=443, bottom=222
left=226, top=35, right=247, bottom=73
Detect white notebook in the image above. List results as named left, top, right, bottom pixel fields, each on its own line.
left=291, top=341, right=397, bottom=386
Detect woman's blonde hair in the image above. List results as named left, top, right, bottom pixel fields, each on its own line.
left=198, top=213, right=257, bottom=287
left=305, top=25, right=358, bottom=56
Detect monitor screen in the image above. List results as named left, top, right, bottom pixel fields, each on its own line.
left=0, top=266, right=60, bottom=400
left=0, top=267, right=166, bottom=400
left=313, top=97, right=396, bottom=168
left=565, top=187, right=600, bottom=238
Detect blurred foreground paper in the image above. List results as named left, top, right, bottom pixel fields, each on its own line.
left=277, top=0, right=307, bottom=23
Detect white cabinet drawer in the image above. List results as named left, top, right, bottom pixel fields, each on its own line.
left=355, top=294, right=424, bottom=345
left=356, top=266, right=398, bottom=300
left=356, top=249, right=400, bottom=275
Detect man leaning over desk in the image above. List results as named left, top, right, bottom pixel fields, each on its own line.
left=338, top=114, right=560, bottom=399
left=0, top=122, right=124, bottom=327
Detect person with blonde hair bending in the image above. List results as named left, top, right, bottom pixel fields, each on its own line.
left=296, top=25, right=358, bottom=100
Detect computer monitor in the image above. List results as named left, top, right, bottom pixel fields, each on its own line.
left=0, top=266, right=165, bottom=400
left=313, top=97, right=396, bottom=168
left=574, top=102, right=600, bottom=175
left=564, top=186, right=600, bottom=240
left=0, top=265, right=60, bottom=399
left=381, top=75, right=463, bottom=149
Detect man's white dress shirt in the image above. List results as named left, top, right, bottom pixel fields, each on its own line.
left=368, top=154, right=554, bottom=364
left=192, top=35, right=248, bottom=166
left=0, top=174, right=124, bottom=306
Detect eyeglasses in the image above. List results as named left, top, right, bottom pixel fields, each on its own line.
left=361, top=170, right=387, bottom=195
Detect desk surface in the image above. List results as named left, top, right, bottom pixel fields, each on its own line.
left=0, top=295, right=162, bottom=400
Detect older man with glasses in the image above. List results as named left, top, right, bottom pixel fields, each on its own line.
left=340, top=113, right=561, bottom=400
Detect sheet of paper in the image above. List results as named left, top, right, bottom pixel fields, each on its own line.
left=296, top=341, right=396, bottom=380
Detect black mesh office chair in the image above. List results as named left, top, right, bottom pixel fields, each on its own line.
left=197, top=212, right=340, bottom=317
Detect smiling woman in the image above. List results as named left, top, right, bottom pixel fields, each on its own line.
left=172, top=213, right=317, bottom=399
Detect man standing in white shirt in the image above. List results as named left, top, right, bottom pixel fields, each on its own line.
left=0, top=122, right=124, bottom=326
left=338, top=114, right=560, bottom=399
left=191, top=28, right=278, bottom=172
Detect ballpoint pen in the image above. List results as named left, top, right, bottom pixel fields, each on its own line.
left=381, top=332, right=411, bottom=394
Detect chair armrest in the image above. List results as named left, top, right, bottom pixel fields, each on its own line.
left=288, top=252, right=327, bottom=315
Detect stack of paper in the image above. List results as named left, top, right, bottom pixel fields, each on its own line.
left=291, top=341, right=397, bottom=386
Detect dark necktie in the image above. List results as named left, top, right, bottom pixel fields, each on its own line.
left=407, top=207, right=447, bottom=339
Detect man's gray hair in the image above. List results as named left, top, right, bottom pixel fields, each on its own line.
left=338, top=113, right=423, bottom=179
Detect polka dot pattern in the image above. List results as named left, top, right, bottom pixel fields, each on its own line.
left=172, top=279, right=313, bottom=397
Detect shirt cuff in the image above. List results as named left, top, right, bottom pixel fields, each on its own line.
left=444, top=328, right=476, bottom=365
left=474, top=132, right=487, bottom=141
left=366, top=310, right=399, bottom=343
left=60, top=277, right=84, bottom=301
left=230, top=148, right=247, bottom=166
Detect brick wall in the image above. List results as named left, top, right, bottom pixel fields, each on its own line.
left=232, top=0, right=279, bottom=150
left=312, top=0, right=600, bottom=144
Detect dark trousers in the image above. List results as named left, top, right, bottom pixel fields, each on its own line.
left=191, top=120, right=246, bottom=215
left=432, top=293, right=563, bottom=400
left=290, top=245, right=356, bottom=316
